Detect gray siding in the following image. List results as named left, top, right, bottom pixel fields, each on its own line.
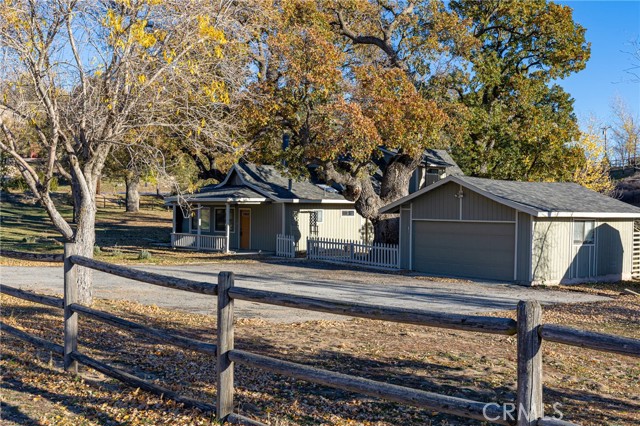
left=399, top=209, right=411, bottom=269
left=532, top=218, right=633, bottom=284
left=412, top=182, right=460, bottom=220
left=596, top=219, right=633, bottom=278
left=285, top=204, right=365, bottom=250
left=246, top=204, right=280, bottom=251
left=411, top=181, right=515, bottom=222
left=516, top=213, right=532, bottom=283
left=531, top=218, right=572, bottom=284
left=461, top=189, right=515, bottom=221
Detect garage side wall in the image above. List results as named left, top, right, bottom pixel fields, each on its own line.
left=531, top=218, right=633, bottom=284
left=595, top=219, right=633, bottom=280
left=531, top=218, right=572, bottom=284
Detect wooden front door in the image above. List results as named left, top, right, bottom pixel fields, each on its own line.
left=240, top=209, right=251, bottom=249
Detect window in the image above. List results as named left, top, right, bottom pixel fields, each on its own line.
left=573, top=220, right=595, bottom=244
left=314, top=210, right=324, bottom=223
left=201, top=207, right=210, bottom=232
left=341, top=210, right=355, bottom=217
left=214, top=207, right=235, bottom=232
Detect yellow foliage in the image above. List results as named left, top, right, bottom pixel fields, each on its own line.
left=137, top=74, right=146, bottom=84
left=197, top=15, right=227, bottom=44
left=130, top=20, right=157, bottom=48
left=202, top=80, right=229, bottom=104
left=572, top=130, right=614, bottom=194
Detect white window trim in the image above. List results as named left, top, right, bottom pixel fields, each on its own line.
left=214, top=207, right=236, bottom=233
left=314, top=209, right=324, bottom=223
left=341, top=209, right=356, bottom=218
left=572, top=219, right=595, bottom=246
left=200, top=207, right=211, bottom=232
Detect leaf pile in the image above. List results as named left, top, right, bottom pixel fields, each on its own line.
left=1, top=290, right=638, bottom=425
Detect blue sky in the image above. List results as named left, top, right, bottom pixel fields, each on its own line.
left=555, top=1, right=640, bottom=126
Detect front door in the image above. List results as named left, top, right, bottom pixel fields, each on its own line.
left=240, top=209, right=251, bottom=249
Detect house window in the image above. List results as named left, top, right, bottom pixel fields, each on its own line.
left=573, top=220, right=595, bottom=245
left=214, top=207, right=235, bottom=232
left=314, top=210, right=324, bottom=223
left=201, top=207, right=210, bottom=232
left=341, top=210, right=355, bottom=217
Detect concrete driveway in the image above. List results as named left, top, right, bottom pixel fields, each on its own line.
left=0, top=259, right=608, bottom=322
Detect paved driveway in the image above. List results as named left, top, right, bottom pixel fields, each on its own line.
left=1, top=259, right=607, bottom=322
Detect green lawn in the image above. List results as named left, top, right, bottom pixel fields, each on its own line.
left=0, top=190, right=235, bottom=265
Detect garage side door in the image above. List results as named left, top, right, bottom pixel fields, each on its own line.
left=412, top=221, right=515, bottom=281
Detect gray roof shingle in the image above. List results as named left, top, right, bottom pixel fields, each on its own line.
left=234, top=163, right=347, bottom=201
left=423, top=149, right=464, bottom=175
left=458, top=176, right=640, bottom=215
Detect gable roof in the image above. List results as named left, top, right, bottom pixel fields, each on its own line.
left=167, top=163, right=353, bottom=204
left=380, top=175, right=640, bottom=218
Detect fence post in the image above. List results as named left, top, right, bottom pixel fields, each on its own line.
left=63, top=242, right=78, bottom=373
left=516, top=300, right=543, bottom=426
left=216, top=272, right=235, bottom=422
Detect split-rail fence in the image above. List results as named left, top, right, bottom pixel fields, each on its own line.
left=1, top=247, right=639, bottom=426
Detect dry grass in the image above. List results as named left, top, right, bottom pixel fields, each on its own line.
left=1, top=284, right=639, bottom=426
left=0, top=191, right=264, bottom=266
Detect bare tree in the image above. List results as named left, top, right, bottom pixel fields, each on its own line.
left=0, top=0, right=252, bottom=303
left=611, top=98, right=640, bottom=166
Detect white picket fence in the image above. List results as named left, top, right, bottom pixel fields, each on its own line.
left=276, top=234, right=296, bottom=258
left=307, top=237, right=400, bottom=270
left=171, top=233, right=227, bottom=251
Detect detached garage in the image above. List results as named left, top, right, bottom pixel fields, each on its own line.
left=381, top=176, right=640, bottom=285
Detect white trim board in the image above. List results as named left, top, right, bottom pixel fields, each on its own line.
left=379, top=175, right=640, bottom=218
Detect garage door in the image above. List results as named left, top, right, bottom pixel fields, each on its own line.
left=412, top=221, right=515, bottom=281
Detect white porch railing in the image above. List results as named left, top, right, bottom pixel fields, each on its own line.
left=307, top=237, right=400, bottom=270
left=171, top=233, right=227, bottom=251
left=276, top=234, right=296, bottom=258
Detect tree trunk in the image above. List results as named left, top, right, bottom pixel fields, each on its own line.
left=68, top=170, right=99, bottom=305
left=322, top=155, right=419, bottom=244
left=125, top=174, right=140, bottom=213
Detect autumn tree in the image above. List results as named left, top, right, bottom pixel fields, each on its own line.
left=0, top=0, right=249, bottom=303
left=447, top=0, right=590, bottom=180
left=570, top=123, right=614, bottom=194
left=244, top=0, right=473, bottom=243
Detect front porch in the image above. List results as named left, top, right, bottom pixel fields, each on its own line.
left=170, top=233, right=228, bottom=251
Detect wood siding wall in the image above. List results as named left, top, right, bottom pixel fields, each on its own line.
left=532, top=217, right=633, bottom=284
left=285, top=204, right=365, bottom=250
left=411, top=182, right=514, bottom=222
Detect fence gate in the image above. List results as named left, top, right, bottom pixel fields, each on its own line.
left=276, top=234, right=296, bottom=258
left=633, top=220, right=640, bottom=278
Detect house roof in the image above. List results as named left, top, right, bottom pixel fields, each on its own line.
left=379, top=148, right=463, bottom=175
left=233, top=163, right=347, bottom=202
left=166, top=163, right=353, bottom=204
left=380, top=175, right=640, bottom=218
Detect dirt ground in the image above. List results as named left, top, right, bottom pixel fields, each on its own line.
left=1, top=260, right=608, bottom=322
left=1, top=282, right=639, bottom=426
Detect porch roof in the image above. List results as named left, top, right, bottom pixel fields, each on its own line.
left=167, top=186, right=268, bottom=203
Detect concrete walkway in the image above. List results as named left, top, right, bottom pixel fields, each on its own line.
left=0, top=260, right=608, bottom=322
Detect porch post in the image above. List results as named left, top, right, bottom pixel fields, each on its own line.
left=172, top=205, right=177, bottom=234
left=225, top=203, right=231, bottom=253
left=196, top=204, right=201, bottom=250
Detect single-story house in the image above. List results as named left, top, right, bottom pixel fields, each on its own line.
left=380, top=175, right=640, bottom=285
left=165, top=162, right=367, bottom=252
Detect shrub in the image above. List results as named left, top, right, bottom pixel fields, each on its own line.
left=93, top=245, right=102, bottom=255
left=111, top=245, right=122, bottom=256
left=138, top=250, right=152, bottom=260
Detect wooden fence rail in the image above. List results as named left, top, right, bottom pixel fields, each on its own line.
left=3, top=248, right=640, bottom=426
left=0, top=249, right=63, bottom=262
